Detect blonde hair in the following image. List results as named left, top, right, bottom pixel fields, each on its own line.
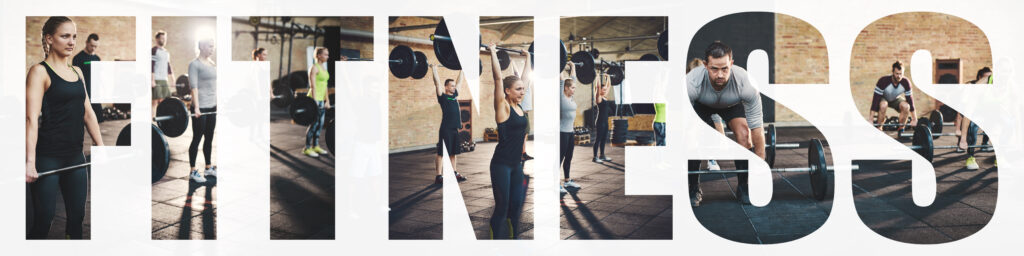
left=41, top=16, right=74, bottom=58
left=314, top=47, right=328, bottom=63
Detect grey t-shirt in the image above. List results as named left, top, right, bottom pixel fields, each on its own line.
left=560, top=79, right=577, bottom=133
left=188, top=59, right=217, bottom=108
left=686, top=65, right=763, bottom=129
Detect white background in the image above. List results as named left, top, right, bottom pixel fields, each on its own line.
left=1, top=0, right=1022, bottom=255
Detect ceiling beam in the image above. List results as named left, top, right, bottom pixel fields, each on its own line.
left=500, top=22, right=527, bottom=41
left=578, top=17, right=617, bottom=37
left=615, top=22, right=666, bottom=59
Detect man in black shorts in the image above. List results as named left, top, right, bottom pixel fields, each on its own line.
left=686, top=41, right=766, bottom=206
left=430, top=64, right=468, bottom=184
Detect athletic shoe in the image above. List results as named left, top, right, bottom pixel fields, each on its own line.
left=522, top=153, right=534, bottom=161
left=966, top=156, right=979, bottom=170
left=454, top=171, right=468, bottom=182
left=434, top=175, right=443, bottom=184
left=564, top=180, right=582, bottom=190
left=600, top=156, right=612, bottom=162
left=313, top=146, right=329, bottom=154
left=303, top=148, right=319, bottom=157
left=689, top=187, right=703, bottom=207
left=205, top=166, right=217, bottom=177
left=708, top=160, right=721, bottom=171
left=560, top=185, right=568, bottom=195
left=737, top=186, right=751, bottom=205
left=592, top=157, right=603, bottom=163
left=189, top=169, right=207, bottom=183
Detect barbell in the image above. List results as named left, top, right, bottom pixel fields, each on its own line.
left=907, top=122, right=994, bottom=162
left=428, top=19, right=528, bottom=73
left=155, top=96, right=326, bottom=138
left=689, top=139, right=858, bottom=201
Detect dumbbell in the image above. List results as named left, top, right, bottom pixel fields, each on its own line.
left=689, top=139, right=858, bottom=201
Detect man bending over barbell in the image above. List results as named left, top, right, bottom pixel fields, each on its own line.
left=686, top=41, right=766, bottom=206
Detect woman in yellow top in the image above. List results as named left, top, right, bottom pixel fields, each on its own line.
left=304, top=47, right=332, bottom=157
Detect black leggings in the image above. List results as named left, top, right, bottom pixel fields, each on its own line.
left=489, top=161, right=526, bottom=239
left=189, top=107, right=216, bottom=168
left=559, top=132, right=575, bottom=179
left=29, top=153, right=88, bottom=239
left=593, top=123, right=608, bottom=157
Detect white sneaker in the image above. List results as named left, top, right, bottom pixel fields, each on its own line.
left=560, top=185, right=568, bottom=195
left=564, top=180, right=582, bottom=189
left=708, top=160, right=721, bottom=171
left=592, top=157, right=603, bottom=163
left=303, top=148, right=320, bottom=157
left=189, top=169, right=207, bottom=183
left=204, top=166, right=217, bottom=177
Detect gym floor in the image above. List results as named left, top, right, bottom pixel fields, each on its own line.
left=389, top=141, right=536, bottom=240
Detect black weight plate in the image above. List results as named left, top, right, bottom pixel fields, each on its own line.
left=325, top=118, right=335, bottom=155
left=290, top=96, right=319, bottom=126
left=808, top=138, right=829, bottom=201
left=116, top=123, right=131, bottom=146
left=590, top=48, right=600, bottom=59
left=930, top=110, right=943, bottom=136
left=151, top=124, right=170, bottom=183
left=559, top=40, right=567, bottom=73
left=155, top=97, right=189, bottom=137
left=657, top=30, right=668, bottom=61
left=389, top=45, right=416, bottom=78
left=529, top=42, right=534, bottom=68
left=411, top=51, right=429, bottom=79
left=497, top=50, right=511, bottom=70
left=272, top=84, right=294, bottom=108
left=571, top=51, right=596, bottom=84
left=912, top=124, right=934, bottom=162
left=766, top=124, right=777, bottom=168
left=606, top=65, right=624, bottom=85
left=432, top=18, right=461, bottom=70
left=639, top=53, right=661, bottom=61
left=883, top=116, right=899, bottom=131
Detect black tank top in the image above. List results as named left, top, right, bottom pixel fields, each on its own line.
left=492, top=104, right=528, bottom=166
left=36, top=62, right=86, bottom=157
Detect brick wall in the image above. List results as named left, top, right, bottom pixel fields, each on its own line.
left=231, top=17, right=374, bottom=80
left=152, top=16, right=217, bottom=89
left=26, top=16, right=136, bottom=72
left=849, top=12, right=992, bottom=119
left=389, top=17, right=534, bottom=151
left=774, top=14, right=828, bottom=122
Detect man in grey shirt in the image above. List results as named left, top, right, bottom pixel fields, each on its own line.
left=686, top=41, right=766, bottom=206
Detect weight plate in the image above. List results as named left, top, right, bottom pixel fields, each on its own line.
left=175, top=74, right=191, bottom=98
left=497, top=50, right=511, bottom=70
left=432, top=18, right=461, bottom=70
left=271, top=84, right=294, bottom=108
left=571, top=51, right=596, bottom=84
left=590, top=48, right=600, bottom=59
left=151, top=124, right=170, bottom=183
left=808, top=138, right=829, bottom=201
left=559, top=40, right=567, bottom=73
left=639, top=53, right=661, bottom=61
left=389, top=45, right=416, bottom=78
left=325, top=118, right=335, bottom=155
left=290, top=96, right=319, bottom=126
left=912, top=124, right=934, bottom=162
left=528, top=42, right=534, bottom=68
left=155, top=97, right=189, bottom=137
left=411, top=51, right=429, bottom=79
left=606, top=65, right=624, bottom=85
left=930, top=110, right=943, bottom=137
left=657, top=30, right=668, bottom=61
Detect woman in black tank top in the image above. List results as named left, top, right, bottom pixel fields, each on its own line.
left=25, top=16, right=104, bottom=239
left=485, top=43, right=532, bottom=239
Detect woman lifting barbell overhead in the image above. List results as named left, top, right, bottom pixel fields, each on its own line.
left=686, top=41, right=767, bottom=207
left=303, top=47, right=332, bottom=158
left=486, top=42, right=531, bottom=239
left=560, top=61, right=581, bottom=195
left=25, top=16, right=104, bottom=239
left=187, top=38, right=218, bottom=183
